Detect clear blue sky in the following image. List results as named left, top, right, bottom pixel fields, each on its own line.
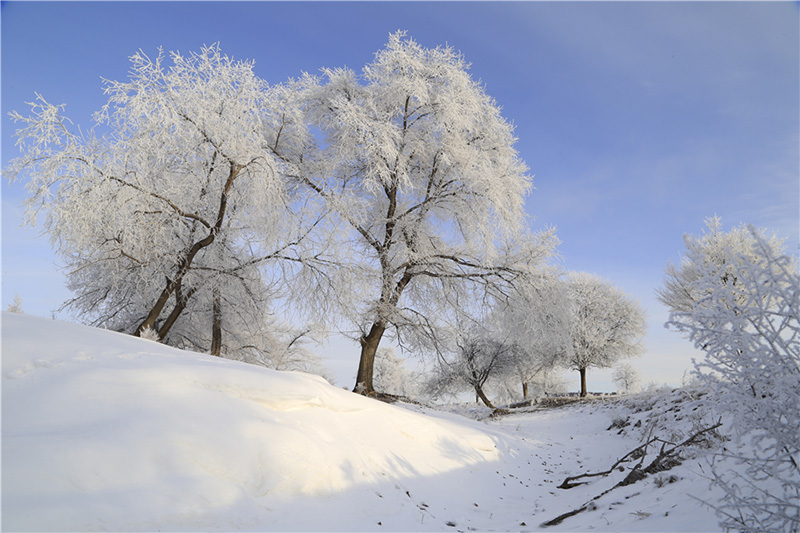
left=3, top=1, right=798, bottom=391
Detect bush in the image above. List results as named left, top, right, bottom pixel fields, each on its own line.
left=662, top=223, right=799, bottom=532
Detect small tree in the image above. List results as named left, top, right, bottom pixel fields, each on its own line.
left=373, top=347, right=420, bottom=399
left=430, top=335, right=519, bottom=409
left=222, top=319, right=333, bottom=382
left=524, top=368, right=569, bottom=399
left=565, top=272, right=646, bottom=397
left=6, top=294, right=24, bottom=314
left=492, top=269, right=572, bottom=397
left=656, top=216, right=786, bottom=315
left=661, top=224, right=799, bottom=532
left=612, top=362, right=640, bottom=394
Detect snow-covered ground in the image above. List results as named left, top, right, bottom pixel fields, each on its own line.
left=2, top=312, right=731, bottom=531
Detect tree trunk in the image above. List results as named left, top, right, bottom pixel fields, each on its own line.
left=135, top=162, right=240, bottom=339
left=156, top=283, right=198, bottom=341
left=210, top=287, right=222, bottom=356
left=579, top=367, right=588, bottom=397
left=354, top=322, right=386, bottom=394
left=136, top=277, right=181, bottom=336
left=522, top=381, right=529, bottom=398
left=474, top=385, right=496, bottom=409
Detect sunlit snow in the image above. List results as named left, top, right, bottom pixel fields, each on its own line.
left=3, top=312, right=728, bottom=531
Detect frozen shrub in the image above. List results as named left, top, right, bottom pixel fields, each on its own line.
left=661, top=221, right=799, bottom=532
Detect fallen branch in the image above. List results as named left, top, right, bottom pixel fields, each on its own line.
left=542, top=419, right=723, bottom=528
left=557, top=435, right=654, bottom=489
left=617, top=419, right=722, bottom=487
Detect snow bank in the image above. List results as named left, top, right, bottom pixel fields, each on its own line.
left=2, top=312, right=731, bottom=532
left=1, top=312, right=499, bottom=531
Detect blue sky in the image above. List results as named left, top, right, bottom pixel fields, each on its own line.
left=2, top=1, right=798, bottom=391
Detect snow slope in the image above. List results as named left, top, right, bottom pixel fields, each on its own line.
left=2, top=312, right=726, bottom=531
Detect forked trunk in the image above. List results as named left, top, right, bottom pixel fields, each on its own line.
left=135, top=162, right=240, bottom=340
left=156, top=283, right=198, bottom=341
left=354, top=322, right=386, bottom=394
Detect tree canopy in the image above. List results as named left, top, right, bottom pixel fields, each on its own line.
left=661, top=222, right=799, bottom=531
left=6, top=35, right=558, bottom=392
left=280, top=31, right=557, bottom=393
left=5, top=45, right=329, bottom=363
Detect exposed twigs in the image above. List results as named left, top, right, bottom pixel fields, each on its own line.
left=542, top=419, right=723, bottom=528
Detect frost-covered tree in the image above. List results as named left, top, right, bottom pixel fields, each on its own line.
left=281, top=32, right=556, bottom=394
left=6, top=294, right=24, bottom=314
left=565, top=272, right=646, bottom=397
left=612, top=362, right=640, bottom=395
left=4, top=45, right=326, bottom=353
left=657, top=216, right=786, bottom=316
left=523, top=368, right=569, bottom=399
left=492, top=269, right=572, bottom=397
left=373, top=346, right=420, bottom=399
left=226, top=319, right=333, bottom=382
left=661, top=224, right=799, bottom=532
left=429, top=334, right=520, bottom=409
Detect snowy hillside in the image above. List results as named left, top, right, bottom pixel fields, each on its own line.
left=2, top=312, right=729, bottom=531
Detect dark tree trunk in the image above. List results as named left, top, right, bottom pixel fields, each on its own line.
left=210, top=287, right=222, bottom=356
left=156, top=283, right=198, bottom=341
left=474, top=385, right=496, bottom=409
left=522, top=381, right=529, bottom=398
left=136, top=277, right=182, bottom=336
left=354, top=322, right=386, bottom=394
left=579, top=367, right=588, bottom=398
left=135, top=162, right=240, bottom=339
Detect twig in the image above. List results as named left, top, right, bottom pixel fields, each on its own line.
left=542, top=419, right=723, bottom=528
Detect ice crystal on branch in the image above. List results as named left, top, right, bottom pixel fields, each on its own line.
left=661, top=220, right=800, bottom=532
left=4, top=45, right=330, bottom=359
left=286, top=31, right=557, bottom=393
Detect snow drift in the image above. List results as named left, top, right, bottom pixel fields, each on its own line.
left=2, top=312, right=499, bottom=531
left=4, top=312, right=735, bottom=532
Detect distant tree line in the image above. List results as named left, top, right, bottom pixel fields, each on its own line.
left=425, top=269, right=646, bottom=405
